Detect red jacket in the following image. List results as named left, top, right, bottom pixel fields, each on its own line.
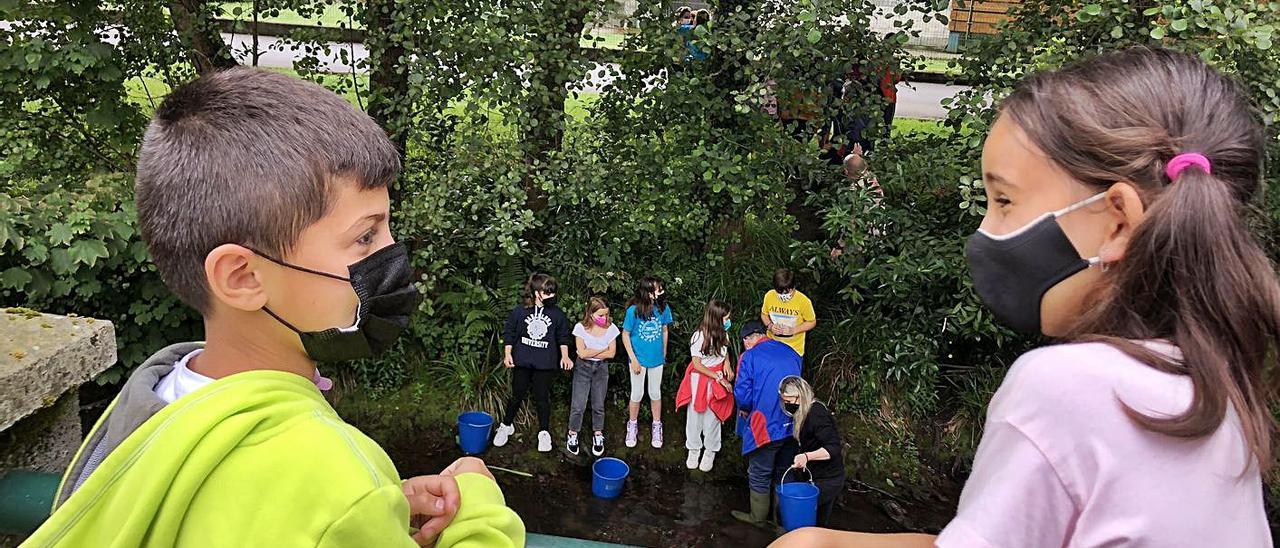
left=675, top=358, right=735, bottom=422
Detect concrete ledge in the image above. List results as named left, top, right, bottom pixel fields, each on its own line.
left=0, top=309, right=116, bottom=434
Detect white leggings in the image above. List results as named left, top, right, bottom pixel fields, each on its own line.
left=629, top=365, right=663, bottom=403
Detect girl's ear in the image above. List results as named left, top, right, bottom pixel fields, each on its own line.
left=1098, top=181, right=1147, bottom=264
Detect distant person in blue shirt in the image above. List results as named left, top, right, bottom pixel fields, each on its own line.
left=622, top=275, right=674, bottom=449
left=682, top=9, right=711, bottom=62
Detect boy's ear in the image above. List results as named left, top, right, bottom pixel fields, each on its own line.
left=1098, top=181, right=1147, bottom=264
left=204, top=244, right=269, bottom=312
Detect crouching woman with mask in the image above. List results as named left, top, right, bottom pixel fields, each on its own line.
left=779, top=376, right=845, bottom=527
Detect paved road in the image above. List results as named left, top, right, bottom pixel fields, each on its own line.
left=224, top=31, right=962, bottom=119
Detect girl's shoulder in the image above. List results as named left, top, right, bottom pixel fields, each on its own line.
left=994, top=341, right=1190, bottom=427
left=572, top=322, right=588, bottom=336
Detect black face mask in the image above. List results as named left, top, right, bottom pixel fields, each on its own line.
left=783, top=402, right=800, bottom=415
left=655, top=293, right=667, bottom=309
left=541, top=296, right=558, bottom=308
left=254, top=242, right=422, bottom=362
left=964, top=193, right=1104, bottom=335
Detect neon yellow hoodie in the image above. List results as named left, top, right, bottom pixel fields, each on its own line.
left=21, top=343, right=524, bottom=547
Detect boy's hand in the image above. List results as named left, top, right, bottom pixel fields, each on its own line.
left=441, top=456, right=496, bottom=482
left=503, top=354, right=515, bottom=368
left=402, top=474, right=461, bottom=546
left=560, top=357, right=574, bottom=370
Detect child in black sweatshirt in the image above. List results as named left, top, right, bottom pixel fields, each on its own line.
left=494, top=273, right=573, bottom=452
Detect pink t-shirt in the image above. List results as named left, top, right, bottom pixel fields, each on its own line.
left=937, top=342, right=1269, bottom=548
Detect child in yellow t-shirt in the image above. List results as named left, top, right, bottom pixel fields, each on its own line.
left=760, top=268, right=817, bottom=356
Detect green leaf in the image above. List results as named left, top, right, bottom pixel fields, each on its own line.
left=1171, top=19, right=1188, bottom=32
left=48, top=223, right=73, bottom=245
left=798, top=10, right=815, bottom=22
left=50, top=248, right=74, bottom=275
left=68, top=239, right=110, bottom=267
left=1150, top=26, right=1167, bottom=40
left=1111, top=25, right=1124, bottom=39
left=806, top=28, right=821, bottom=44
left=1084, top=4, right=1102, bottom=15
left=1, top=267, right=32, bottom=290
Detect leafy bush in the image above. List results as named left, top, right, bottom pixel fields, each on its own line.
left=0, top=175, right=199, bottom=382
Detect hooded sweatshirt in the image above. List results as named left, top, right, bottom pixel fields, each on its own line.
left=21, top=342, right=524, bottom=548
left=733, top=338, right=803, bottom=454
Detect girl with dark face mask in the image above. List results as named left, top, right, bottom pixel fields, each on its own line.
left=779, top=376, right=844, bottom=527
left=775, top=47, right=1276, bottom=547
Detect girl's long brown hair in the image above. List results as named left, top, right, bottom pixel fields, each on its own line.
left=581, top=296, right=610, bottom=329
left=697, top=299, right=732, bottom=358
left=1002, top=47, right=1279, bottom=473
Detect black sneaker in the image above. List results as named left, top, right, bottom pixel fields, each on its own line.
left=566, top=432, right=580, bottom=456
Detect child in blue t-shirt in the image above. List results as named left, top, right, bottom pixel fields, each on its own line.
left=621, top=276, right=673, bottom=449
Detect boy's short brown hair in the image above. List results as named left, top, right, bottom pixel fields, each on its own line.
left=135, top=68, right=400, bottom=314
left=773, top=268, right=795, bottom=293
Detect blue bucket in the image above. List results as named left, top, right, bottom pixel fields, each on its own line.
left=776, top=468, right=819, bottom=531
left=457, top=411, right=494, bottom=455
left=591, top=457, right=630, bottom=499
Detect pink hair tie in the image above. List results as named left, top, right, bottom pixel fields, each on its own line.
left=1165, top=152, right=1211, bottom=181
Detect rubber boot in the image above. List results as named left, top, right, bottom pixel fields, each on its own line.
left=731, top=491, right=771, bottom=526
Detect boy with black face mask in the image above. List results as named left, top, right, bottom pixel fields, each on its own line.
left=26, top=69, right=524, bottom=547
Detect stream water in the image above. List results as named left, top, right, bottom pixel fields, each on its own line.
left=387, top=433, right=928, bottom=547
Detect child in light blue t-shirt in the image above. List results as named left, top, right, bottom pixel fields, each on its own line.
left=621, top=276, right=673, bottom=449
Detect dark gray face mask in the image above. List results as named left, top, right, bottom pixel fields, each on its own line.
left=253, top=242, right=422, bottom=362
left=963, top=193, right=1104, bottom=335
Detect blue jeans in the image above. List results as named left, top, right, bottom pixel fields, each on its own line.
left=746, top=438, right=798, bottom=494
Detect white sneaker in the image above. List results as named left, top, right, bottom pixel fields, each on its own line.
left=625, top=420, right=638, bottom=448
left=493, top=423, right=514, bottom=447
left=591, top=432, right=605, bottom=457
left=699, top=450, right=717, bottom=472
left=651, top=421, right=664, bottom=448
left=686, top=449, right=701, bottom=470
left=538, top=430, right=552, bottom=452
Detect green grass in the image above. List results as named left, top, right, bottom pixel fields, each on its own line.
left=893, top=117, right=946, bottom=136
left=216, top=5, right=628, bottom=52
left=220, top=2, right=359, bottom=28
left=911, top=55, right=963, bottom=76
left=581, top=30, right=627, bottom=50
left=124, top=69, right=367, bottom=112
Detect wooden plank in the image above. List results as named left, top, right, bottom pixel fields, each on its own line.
left=948, top=20, right=1002, bottom=34
left=950, top=11, right=1011, bottom=24
left=950, top=0, right=1019, bottom=13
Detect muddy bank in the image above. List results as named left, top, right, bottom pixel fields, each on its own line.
left=350, top=380, right=956, bottom=547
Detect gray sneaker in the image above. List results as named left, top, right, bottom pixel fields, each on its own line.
left=651, top=421, right=664, bottom=448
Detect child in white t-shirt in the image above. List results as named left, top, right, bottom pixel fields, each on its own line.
left=676, top=299, right=735, bottom=472
left=567, top=297, right=620, bottom=457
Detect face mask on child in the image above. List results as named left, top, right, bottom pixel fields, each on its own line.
left=964, top=193, right=1105, bottom=335
left=594, top=316, right=609, bottom=327
left=783, top=402, right=800, bottom=415
left=253, top=242, right=422, bottom=362
left=723, top=319, right=732, bottom=331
